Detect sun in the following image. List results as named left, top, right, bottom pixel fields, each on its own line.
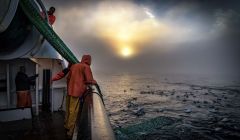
left=121, top=47, right=133, bottom=57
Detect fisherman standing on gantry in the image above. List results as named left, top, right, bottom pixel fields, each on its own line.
left=41, top=6, right=56, bottom=25
left=52, top=55, right=97, bottom=138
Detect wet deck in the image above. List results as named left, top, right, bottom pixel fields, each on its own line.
left=0, top=111, right=69, bottom=140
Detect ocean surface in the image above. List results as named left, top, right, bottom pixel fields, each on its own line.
left=95, top=73, right=240, bottom=140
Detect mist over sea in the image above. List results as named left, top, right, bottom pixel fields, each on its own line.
left=95, top=73, right=240, bottom=139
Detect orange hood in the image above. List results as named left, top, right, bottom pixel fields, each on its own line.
left=81, top=55, right=91, bottom=65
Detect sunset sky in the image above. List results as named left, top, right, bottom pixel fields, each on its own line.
left=44, top=0, right=240, bottom=75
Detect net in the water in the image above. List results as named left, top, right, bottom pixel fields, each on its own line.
left=115, top=116, right=180, bottom=140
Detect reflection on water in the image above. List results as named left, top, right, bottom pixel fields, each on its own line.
left=96, top=73, right=240, bottom=139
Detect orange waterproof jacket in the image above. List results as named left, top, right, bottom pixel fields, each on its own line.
left=48, top=15, right=56, bottom=25
left=51, top=68, right=69, bottom=82
left=51, top=62, right=72, bottom=82
left=40, top=12, right=56, bottom=25
left=67, top=55, right=96, bottom=97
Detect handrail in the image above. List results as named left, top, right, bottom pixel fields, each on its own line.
left=72, top=84, right=116, bottom=140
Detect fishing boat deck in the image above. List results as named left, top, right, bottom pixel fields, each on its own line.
left=0, top=111, right=69, bottom=140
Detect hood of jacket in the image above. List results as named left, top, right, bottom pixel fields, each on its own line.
left=81, top=55, right=91, bottom=65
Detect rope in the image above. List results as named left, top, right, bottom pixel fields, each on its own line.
left=19, top=0, right=79, bottom=64
left=83, top=84, right=105, bottom=105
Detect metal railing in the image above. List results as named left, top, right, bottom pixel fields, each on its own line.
left=72, top=84, right=115, bottom=140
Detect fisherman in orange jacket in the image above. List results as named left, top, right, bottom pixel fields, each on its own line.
left=15, top=66, right=38, bottom=107
left=41, top=6, right=56, bottom=25
left=52, top=55, right=97, bottom=137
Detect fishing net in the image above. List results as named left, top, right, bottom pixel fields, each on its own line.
left=115, top=116, right=180, bottom=140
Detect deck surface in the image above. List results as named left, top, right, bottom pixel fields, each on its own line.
left=0, top=111, right=69, bottom=140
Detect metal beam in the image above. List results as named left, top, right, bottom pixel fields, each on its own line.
left=35, top=63, right=39, bottom=115
left=6, top=63, right=10, bottom=107
left=51, top=59, right=54, bottom=112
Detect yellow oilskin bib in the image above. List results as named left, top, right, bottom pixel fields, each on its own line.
left=64, top=95, right=80, bottom=137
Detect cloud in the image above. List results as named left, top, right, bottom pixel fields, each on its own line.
left=52, top=1, right=160, bottom=57
left=53, top=1, right=214, bottom=56
left=44, top=0, right=240, bottom=75
left=211, top=9, right=240, bottom=37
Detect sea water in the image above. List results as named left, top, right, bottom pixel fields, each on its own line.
left=95, top=73, right=240, bottom=139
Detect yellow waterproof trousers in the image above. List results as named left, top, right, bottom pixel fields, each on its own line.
left=64, top=95, right=81, bottom=137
